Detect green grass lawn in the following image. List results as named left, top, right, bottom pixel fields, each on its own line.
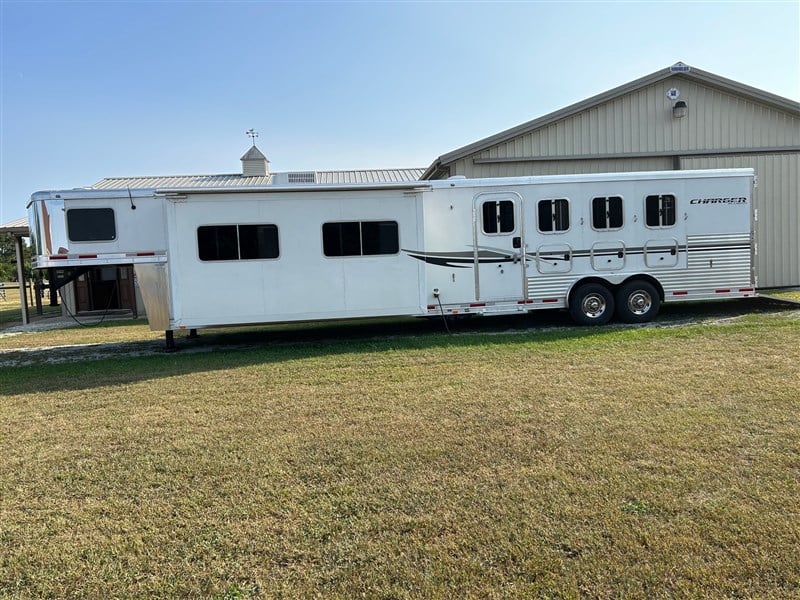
left=1, top=306, right=799, bottom=598
left=0, top=285, right=61, bottom=326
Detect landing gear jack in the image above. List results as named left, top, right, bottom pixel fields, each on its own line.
left=165, top=330, right=177, bottom=352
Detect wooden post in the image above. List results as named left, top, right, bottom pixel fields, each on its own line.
left=14, top=235, right=29, bottom=326
left=34, top=280, right=43, bottom=315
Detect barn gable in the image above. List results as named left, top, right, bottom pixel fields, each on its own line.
left=424, top=64, right=800, bottom=179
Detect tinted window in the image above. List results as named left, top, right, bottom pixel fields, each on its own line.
left=361, top=221, right=399, bottom=255
left=198, top=225, right=238, bottom=261
left=67, top=208, right=116, bottom=242
left=323, top=221, right=399, bottom=257
left=198, top=224, right=279, bottom=261
left=323, top=222, right=362, bottom=257
left=239, top=224, right=279, bottom=259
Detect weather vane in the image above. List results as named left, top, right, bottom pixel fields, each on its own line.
left=246, top=129, right=259, bottom=145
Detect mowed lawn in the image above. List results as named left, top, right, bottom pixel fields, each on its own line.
left=1, top=308, right=799, bottom=598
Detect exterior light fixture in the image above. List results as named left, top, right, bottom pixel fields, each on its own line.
left=673, top=100, right=688, bottom=118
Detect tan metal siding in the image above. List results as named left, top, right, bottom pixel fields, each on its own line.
left=681, top=153, right=800, bottom=289
left=450, top=157, right=672, bottom=178
left=473, top=79, right=800, bottom=162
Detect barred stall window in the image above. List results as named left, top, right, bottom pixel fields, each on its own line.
left=538, top=199, right=570, bottom=233
left=592, top=196, right=624, bottom=230
left=645, top=195, right=676, bottom=228
left=481, top=200, right=515, bottom=234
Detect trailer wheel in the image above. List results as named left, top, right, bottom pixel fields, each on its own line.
left=615, top=280, right=660, bottom=323
left=569, top=283, right=615, bottom=326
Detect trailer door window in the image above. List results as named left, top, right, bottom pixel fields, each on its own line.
left=323, top=221, right=399, bottom=257
left=645, top=195, right=676, bottom=227
left=481, top=200, right=515, bottom=234
left=538, top=199, right=570, bottom=233
left=67, top=208, right=116, bottom=242
left=592, top=196, right=623, bottom=230
left=198, top=224, right=279, bottom=261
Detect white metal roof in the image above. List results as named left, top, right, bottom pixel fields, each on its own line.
left=0, top=216, right=30, bottom=235
left=91, top=168, right=425, bottom=190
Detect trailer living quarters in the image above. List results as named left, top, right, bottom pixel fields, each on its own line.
left=28, top=168, right=755, bottom=348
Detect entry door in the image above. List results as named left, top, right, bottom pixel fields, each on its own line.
left=473, top=192, right=526, bottom=302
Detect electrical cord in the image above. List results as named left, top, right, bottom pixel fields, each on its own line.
left=436, top=294, right=451, bottom=334
left=57, top=281, right=118, bottom=327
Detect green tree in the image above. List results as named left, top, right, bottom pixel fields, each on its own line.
left=0, top=235, right=32, bottom=282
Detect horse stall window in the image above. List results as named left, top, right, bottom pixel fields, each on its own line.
left=592, top=196, right=624, bottom=230
left=481, top=200, right=515, bottom=234
left=645, top=194, right=677, bottom=228
left=538, top=199, right=570, bottom=233
left=66, top=208, right=116, bottom=242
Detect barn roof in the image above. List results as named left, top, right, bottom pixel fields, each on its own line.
left=421, top=62, right=800, bottom=179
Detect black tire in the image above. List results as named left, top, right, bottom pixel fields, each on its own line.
left=615, top=280, right=661, bottom=324
left=569, top=283, right=615, bottom=326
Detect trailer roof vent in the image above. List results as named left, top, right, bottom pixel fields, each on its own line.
left=241, top=144, right=270, bottom=177
left=287, top=172, right=316, bottom=184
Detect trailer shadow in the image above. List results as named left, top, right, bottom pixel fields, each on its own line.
left=2, top=296, right=797, bottom=396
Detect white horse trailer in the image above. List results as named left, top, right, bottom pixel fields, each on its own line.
left=28, top=169, right=756, bottom=348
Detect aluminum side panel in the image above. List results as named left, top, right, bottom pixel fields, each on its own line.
left=134, top=263, right=171, bottom=331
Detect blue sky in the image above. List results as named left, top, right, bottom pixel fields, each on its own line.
left=1, top=0, right=798, bottom=222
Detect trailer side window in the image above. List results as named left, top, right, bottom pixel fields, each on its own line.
left=592, top=196, right=623, bottom=230
left=67, top=208, right=116, bottom=242
left=198, top=224, right=279, bottom=261
left=538, top=199, right=570, bottom=232
left=239, top=225, right=280, bottom=259
left=481, top=200, right=515, bottom=234
left=323, top=221, right=399, bottom=257
left=645, top=195, right=676, bottom=227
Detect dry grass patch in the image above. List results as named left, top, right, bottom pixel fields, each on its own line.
left=1, top=312, right=799, bottom=598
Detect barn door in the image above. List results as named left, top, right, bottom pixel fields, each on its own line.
left=473, top=192, right=526, bottom=302
left=117, top=267, right=136, bottom=314
left=75, top=274, right=90, bottom=312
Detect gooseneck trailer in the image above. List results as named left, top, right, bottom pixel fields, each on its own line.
left=28, top=168, right=756, bottom=348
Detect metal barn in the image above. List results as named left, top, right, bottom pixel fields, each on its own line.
left=422, top=63, right=800, bottom=289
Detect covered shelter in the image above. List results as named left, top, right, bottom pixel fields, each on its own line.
left=0, top=216, right=32, bottom=325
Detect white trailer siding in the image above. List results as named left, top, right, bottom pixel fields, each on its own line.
left=418, top=170, right=752, bottom=313
left=164, top=189, right=425, bottom=329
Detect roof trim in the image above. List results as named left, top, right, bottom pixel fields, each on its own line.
left=156, top=181, right=433, bottom=195
left=421, top=63, right=800, bottom=179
